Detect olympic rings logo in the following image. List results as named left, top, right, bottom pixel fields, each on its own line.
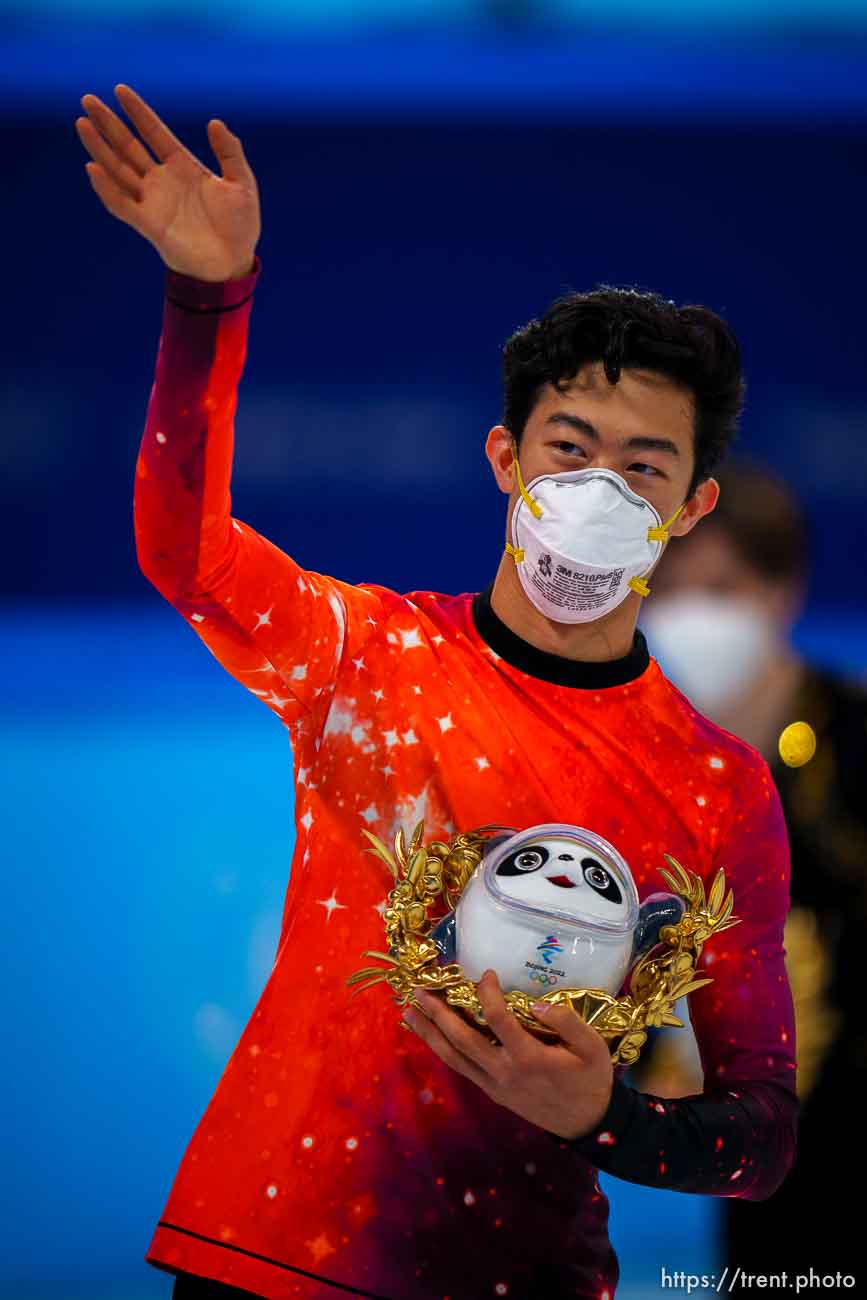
left=528, top=970, right=560, bottom=987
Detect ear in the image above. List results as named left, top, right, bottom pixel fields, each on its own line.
left=430, top=911, right=457, bottom=963
left=668, top=476, right=720, bottom=539
left=485, top=425, right=518, bottom=495
left=629, top=893, right=687, bottom=965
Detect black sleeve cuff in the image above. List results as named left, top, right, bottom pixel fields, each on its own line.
left=546, top=1076, right=799, bottom=1199
left=547, top=1076, right=637, bottom=1156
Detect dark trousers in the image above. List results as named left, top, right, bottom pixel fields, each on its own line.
left=171, top=1273, right=264, bottom=1299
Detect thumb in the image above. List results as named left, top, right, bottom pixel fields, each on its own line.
left=531, top=1000, right=608, bottom=1059
left=207, top=120, right=254, bottom=185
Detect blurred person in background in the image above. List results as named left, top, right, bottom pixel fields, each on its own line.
left=75, top=84, right=799, bottom=1300
left=638, top=461, right=867, bottom=1279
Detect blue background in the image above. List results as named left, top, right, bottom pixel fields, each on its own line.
left=3, top=4, right=866, bottom=1297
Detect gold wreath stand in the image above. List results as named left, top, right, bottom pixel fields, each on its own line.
left=348, top=822, right=739, bottom=1066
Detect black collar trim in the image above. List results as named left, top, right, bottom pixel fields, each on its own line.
left=471, top=583, right=651, bottom=689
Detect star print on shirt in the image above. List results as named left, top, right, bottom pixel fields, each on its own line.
left=253, top=605, right=274, bottom=630
left=263, top=691, right=290, bottom=709
left=317, top=892, right=347, bottom=922
left=306, top=1232, right=336, bottom=1264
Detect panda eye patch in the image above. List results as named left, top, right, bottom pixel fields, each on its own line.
left=581, top=857, right=623, bottom=904
left=496, top=845, right=550, bottom=876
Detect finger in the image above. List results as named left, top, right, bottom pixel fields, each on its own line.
left=403, top=1008, right=489, bottom=1090
left=76, top=117, right=143, bottom=201
left=113, top=83, right=197, bottom=167
left=207, top=120, right=256, bottom=186
left=476, top=970, right=534, bottom=1058
left=412, top=990, right=502, bottom=1078
left=80, top=93, right=155, bottom=176
left=84, top=162, right=143, bottom=229
left=531, top=1000, right=607, bottom=1061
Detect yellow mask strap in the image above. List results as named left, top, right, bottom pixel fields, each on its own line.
left=511, top=440, right=543, bottom=519
left=505, top=542, right=525, bottom=564
left=647, top=502, right=685, bottom=544
left=634, top=503, right=686, bottom=597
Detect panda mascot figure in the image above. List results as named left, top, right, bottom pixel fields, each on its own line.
left=429, top=823, right=685, bottom=999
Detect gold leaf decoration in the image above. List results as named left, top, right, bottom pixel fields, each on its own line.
left=348, top=826, right=739, bottom=1066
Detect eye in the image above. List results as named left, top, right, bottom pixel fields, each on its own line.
left=496, top=845, right=551, bottom=876
left=516, top=850, right=545, bottom=871
left=581, top=857, right=623, bottom=904
left=554, top=441, right=586, bottom=457
left=628, top=462, right=663, bottom=477
left=584, top=862, right=610, bottom=888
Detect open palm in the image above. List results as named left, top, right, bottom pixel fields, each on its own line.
left=76, top=83, right=261, bottom=283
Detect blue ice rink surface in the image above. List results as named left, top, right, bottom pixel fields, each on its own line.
left=2, top=604, right=864, bottom=1299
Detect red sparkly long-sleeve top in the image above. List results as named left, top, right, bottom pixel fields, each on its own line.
left=137, top=257, right=798, bottom=1300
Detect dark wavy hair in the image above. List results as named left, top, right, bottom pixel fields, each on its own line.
left=502, top=286, right=746, bottom=497
left=701, top=462, right=808, bottom=583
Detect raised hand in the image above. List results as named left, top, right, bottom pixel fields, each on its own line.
left=76, top=84, right=261, bottom=283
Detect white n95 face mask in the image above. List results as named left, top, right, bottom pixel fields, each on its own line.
left=506, top=443, right=684, bottom=625
left=640, top=591, right=778, bottom=712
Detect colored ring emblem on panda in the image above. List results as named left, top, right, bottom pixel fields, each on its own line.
left=529, top=970, right=560, bottom=986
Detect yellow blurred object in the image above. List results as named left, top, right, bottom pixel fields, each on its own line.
left=784, top=905, right=840, bottom=1101
left=778, top=721, right=817, bottom=768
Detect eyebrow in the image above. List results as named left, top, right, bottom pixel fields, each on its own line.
left=545, top=411, right=681, bottom=458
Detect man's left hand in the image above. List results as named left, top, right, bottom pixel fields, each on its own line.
left=403, top=969, right=614, bottom=1140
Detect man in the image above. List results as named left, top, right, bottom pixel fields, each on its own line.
left=76, top=84, right=797, bottom=1300
left=639, top=463, right=867, bottom=1280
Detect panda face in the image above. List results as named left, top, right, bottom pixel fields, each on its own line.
left=492, top=836, right=628, bottom=923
